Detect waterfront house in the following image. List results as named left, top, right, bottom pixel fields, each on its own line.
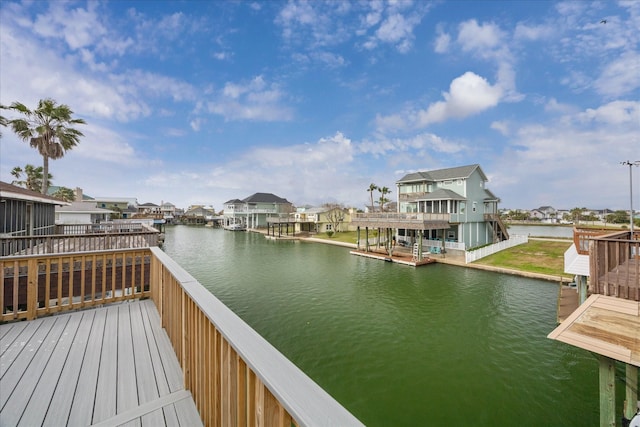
left=394, top=164, right=508, bottom=249
left=223, top=192, right=294, bottom=229
left=0, top=181, right=66, bottom=237
left=89, top=196, right=138, bottom=218
left=138, top=202, right=161, bottom=216
left=293, top=205, right=354, bottom=234
left=181, top=205, right=216, bottom=225
left=55, top=201, right=113, bottom=224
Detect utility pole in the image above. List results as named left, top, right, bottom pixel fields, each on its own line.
left=621, top=160, right=639, bottom=236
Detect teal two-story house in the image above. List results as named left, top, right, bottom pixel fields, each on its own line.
left=395, top=164, right=508, bottom=250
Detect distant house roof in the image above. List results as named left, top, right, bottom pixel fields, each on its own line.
left=0, top=181, right=67, bottom=205
left=224, top=199, right=244, bottom=204
left=56, top=202, right=114, bottom=214
left=242, top=192, right=290, bottom=204
left=139, top=202, right=159, bottom=207
left=397, top=164, right=487, bottom=183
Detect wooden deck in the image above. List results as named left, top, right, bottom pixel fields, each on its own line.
left=0, top=299, right=201, bottom=426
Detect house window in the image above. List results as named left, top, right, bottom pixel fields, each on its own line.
left=326, top=224, right=333, bottom=231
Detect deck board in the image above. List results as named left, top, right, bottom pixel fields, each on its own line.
left=0, top=299, right=202, bottom=426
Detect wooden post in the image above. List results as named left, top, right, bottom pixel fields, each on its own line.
left=27, top=258, right=38, bottom=320
left=625, top=364, right=638, bottom=422
left=356, top=227, right=360, bottom=250
left=599, top=354, right=616, bottom=427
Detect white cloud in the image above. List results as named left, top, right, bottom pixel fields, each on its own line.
left=513, top=23, right=554, bottom=41
left=594, top=51, right=640, bottom=97
left=457, top=19, right=504, bottom=53
left=417, top=72, right=503, bottom=126
left=576, top=100, right=640, bottom=125
left=434, top=29, right=450, bottom=53
left=207, top=76, right=293, bottom=122
left=491, top=121, right=510, bottom=136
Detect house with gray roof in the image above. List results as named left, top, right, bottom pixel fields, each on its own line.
left=223, top=192, right=293, bottom=229
left=55, top=202, right=114, bottom=224
left=396, top=164, right=508, bottom=249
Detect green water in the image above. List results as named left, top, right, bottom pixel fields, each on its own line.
left=163, top=226, right=602, bottom=426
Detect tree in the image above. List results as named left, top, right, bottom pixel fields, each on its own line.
left=52, top=186, right=76, bottom=202
left=11, top=164, right=52, bottom=193
left=367, top=183, right=378, bottom=212
left=607, top=210, right=629, bottom=224
left=9, top=98, right=85, bottom=194
left=323, top=203, right=345, bottom=235
left=378, top=186, right=392, bottom=212
left=570, top=207, right=586, bottom=225
left=0, top=104, right=8, bottom=137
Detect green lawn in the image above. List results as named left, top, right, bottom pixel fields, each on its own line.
left=313, top=232, right=573, bottom=278
left=474, top=239, right=573, bottom=278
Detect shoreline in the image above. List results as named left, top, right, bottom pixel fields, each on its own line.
left=259, top=231, right=571, bottom=284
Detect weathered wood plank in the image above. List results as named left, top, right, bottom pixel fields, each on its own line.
left=93, top=304, right=120, bottom=423
left=19, top=311, right=85, bottom=426
left=117, top=304, right=139, bottom=418
left=66, top=307, right=107, bottom=426
left=0, top=315, right=69, bottom=426
left=43, top=310, right=96, bottom=426
left=146, top=299, right=184, bottom=392
left=0, top=317, right=56, bottom=409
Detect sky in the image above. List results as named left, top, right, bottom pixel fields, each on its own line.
left=1, top=0, right=638, bottom=212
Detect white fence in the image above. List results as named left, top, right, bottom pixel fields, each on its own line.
left=465, top=235, right=529, bottom=264
left=423, top=239, right=466, bottom=252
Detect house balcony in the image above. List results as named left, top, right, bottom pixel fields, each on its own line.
left=0, top=246, right=364, bottom=426
left=589, top=230, right=640, bottom=301
left=352, top=212, right=451, bottom=230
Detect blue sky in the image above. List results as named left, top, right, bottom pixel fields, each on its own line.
left=1, top=0, right=638, bottom=211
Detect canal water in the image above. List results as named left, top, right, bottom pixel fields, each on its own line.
left=163, top=226, right=603, bottom=426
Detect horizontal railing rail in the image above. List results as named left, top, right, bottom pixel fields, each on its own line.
left=573, top=227, right=619, bottom=255
left=1, top=248, right=151, bottom=321
left=149, top=247, right=364, bottom=427
left=589, top=232, right=639, bottom=301
left=354, top=212, right=451, bottom=222
left=0, top=228, right=158, bottom=256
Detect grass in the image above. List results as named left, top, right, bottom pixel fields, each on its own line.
left=474, top=239, right=573, bottom=278
left=313, top=231, right=574, bottom=278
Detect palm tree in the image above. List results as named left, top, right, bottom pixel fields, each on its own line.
left=367, top=183, right=378, bottom=212
left=11, top=164, right=52, bottom=192
left=378, top=186, right=392, bottom=212
left=9, top=99, right=85, bottom=194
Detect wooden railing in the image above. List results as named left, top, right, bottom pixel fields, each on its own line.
left=589, top=231, right=639, bottom=301
left=0, top=226, right=158, bottom=256
left=1, top=248, right=151, bottom=321
left=573, top=227, right=617, bottom=255
left=149, top=247, right=364, bottom=426
left=1, top=247, right=364, bottom=426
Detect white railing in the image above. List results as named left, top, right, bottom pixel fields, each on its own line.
left=465, top=235, right=529, bottom=263
left=422, top=239, right=466, bottom=251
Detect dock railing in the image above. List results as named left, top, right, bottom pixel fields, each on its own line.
left=589, top=231, right=640, bottom=300
left=0, top=247, right=365, bottom=426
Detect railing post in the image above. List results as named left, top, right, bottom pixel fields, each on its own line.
left=27, top=258, right=38, bottom=320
